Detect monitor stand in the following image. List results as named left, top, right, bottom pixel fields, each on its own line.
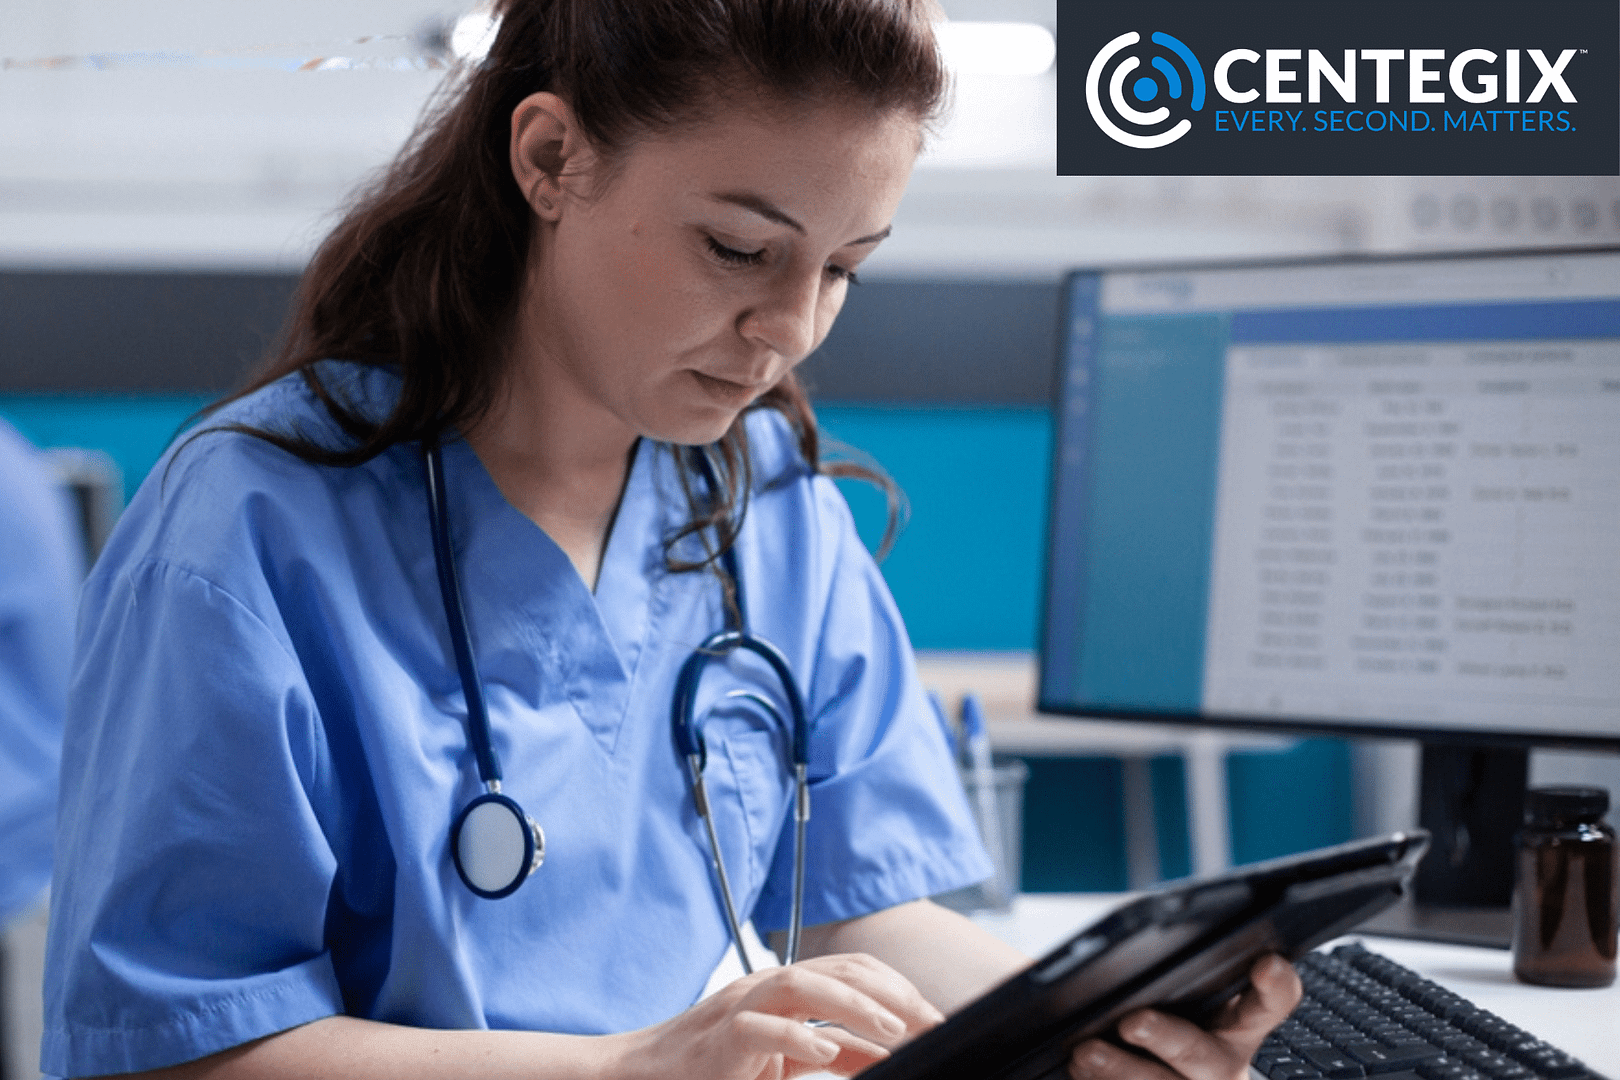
left=1360, top=743, right=1527, bottom=949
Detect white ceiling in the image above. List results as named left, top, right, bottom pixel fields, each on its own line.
left=3, top=1, right=1616, bottom=273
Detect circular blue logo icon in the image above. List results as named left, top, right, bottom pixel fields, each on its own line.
left=1086, top=31, right=1206, bottom=149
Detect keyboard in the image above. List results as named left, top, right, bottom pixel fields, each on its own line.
left=1252, top=943, right=1604, bottom=1080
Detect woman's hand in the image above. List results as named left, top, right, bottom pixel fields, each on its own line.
left=1069, top=954, right=1304, bottom=1080
left=604, top=952, right=945, bottom=1080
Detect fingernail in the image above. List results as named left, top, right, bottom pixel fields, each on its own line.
left=813, top=1036, right=841, bottom=1062
left=877, top=1012, right=906, bottom=1038
left=1070, top=1042, right=1108, bottom=1077
left=1123, top=1011, right=1160, bottom=1040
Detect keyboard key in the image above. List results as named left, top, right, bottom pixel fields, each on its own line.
left=1272, top=1065, right=1326, bottom=1080
left=1463, top=1049, right=1516, bottom=1073
left=1381, top=1032, right=1434, bottom=1050
left=1300, top=1047, right=1367, bottom=1078
left=1516, top=1049, right=1588, bottom=1079
left=1343, top=1042, right=1445, bottom=1071
left=1416, top=1063, right=1486, bottom=1080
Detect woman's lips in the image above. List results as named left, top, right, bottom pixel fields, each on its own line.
left=690, top=370, right=765, bottom=407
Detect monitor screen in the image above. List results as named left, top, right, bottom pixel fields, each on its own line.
left=1039, top=249, right=1620, bottom=750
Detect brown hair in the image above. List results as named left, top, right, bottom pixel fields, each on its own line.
left=210, top=0, right=946, bottom=567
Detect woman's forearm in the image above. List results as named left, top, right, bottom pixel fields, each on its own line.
left=88, top=1015, right=616, bottom=1080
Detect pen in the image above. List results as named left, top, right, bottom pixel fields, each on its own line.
left=929, top=690, right=959, bottom=759
left=960, top=692, right=1007, bottom=905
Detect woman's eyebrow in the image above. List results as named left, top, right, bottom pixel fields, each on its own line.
left=709, top=191, right=804, bottom=233
left=707, top=191, right=892, bottom=246
left=847, top=225, right=892, bottom=246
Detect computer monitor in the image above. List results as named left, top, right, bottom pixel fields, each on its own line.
left=1038, top=247, right=1620, bottom=943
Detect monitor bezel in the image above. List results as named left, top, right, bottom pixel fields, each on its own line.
left=1036, top=244, right=1620, bottom=754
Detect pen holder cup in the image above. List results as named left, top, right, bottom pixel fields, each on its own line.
left=934, top=758, right=1028, bottom=915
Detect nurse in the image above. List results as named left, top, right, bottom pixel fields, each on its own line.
left=0, top=418, right=80, bottom=927
left=44, top=1, right=1301, bottom=1078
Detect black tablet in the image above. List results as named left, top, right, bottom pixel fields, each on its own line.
left=862, top=830, right=1431, bottom=1080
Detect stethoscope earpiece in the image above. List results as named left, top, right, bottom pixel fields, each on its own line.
left=451, top=790, right=545, bottom=899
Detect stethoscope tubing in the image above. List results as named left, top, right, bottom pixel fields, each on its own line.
left=424, top=441, right=501, bottom=787
left=426, top=439, right=811, bottom=971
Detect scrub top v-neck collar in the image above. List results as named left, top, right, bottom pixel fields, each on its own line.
left=434, top=435, right=671, bottom=757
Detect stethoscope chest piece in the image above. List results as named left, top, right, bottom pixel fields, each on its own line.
left=451, top=790, right=545, bottom=899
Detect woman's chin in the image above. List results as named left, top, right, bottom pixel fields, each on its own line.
left=641, top=406, right=746, bottom=449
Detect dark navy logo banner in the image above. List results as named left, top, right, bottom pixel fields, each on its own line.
left=1056, top=0, right=1619, bottom=175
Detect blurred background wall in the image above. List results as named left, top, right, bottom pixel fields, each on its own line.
left=4, top=0, right=1619, bottom=909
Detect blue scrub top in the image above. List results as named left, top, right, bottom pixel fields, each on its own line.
left=44, top=363, right=990, bottom=1078
left=0, top=419, right=80, bottom=925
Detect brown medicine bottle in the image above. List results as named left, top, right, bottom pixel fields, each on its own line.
left=1511, top=786, right=1617, bottom=988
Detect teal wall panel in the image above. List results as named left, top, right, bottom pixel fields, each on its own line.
left=1227, top=739, right=1356, bottom=866
left=1018, top=757, right=1129, bottom=893
left=1150, top=755, right=1193, bottom=880
left=0, top=392, right=213, bottom=504
left=818, top=404, right=1053, bottom=653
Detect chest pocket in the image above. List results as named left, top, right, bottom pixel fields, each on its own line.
left=708, top=726, right=794, bottom=917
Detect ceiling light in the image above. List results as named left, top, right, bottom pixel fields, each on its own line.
left=450, top=11, right=500, bottom=64
left=935, top=22, right=1055, bottom=77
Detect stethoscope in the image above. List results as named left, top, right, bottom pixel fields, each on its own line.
left=423, top=440, right=811, bottom=969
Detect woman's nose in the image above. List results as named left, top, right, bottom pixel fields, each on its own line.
left=739, top=270, right=823, bottom=363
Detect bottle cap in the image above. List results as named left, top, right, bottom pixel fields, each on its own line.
left=1524, top=786, right=1610, bottom=825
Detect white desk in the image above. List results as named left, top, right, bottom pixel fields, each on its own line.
left=974, top=894, right=1620, bottom=1077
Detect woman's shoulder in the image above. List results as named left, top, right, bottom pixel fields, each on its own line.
left=741, top=403, right=816, bottom=493
left=203, top=361, right=401, bottom=452
left=734, top=404, right=867, bottom=570
left=97, top=362, right=407, bottom=598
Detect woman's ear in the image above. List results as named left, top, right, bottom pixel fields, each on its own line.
left=510, top=92, right=590, bottom=222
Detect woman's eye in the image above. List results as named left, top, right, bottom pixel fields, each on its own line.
left=826, top=264, right=862, bottom=286
left=706, top=236, right=766, bottom=267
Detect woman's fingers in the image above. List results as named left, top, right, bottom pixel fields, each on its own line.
left=1071, top=955, right=1303, bottom=1080
left=795, top=1021, right=895, bottom=1078
left=1068, top=1037, right=1182, bottom=1080
left=807, top=952, right=946, bottom=1033
left=613, top=951, right=941, bottom=1080
left=738, top=953, right=943, bottom=1045
left=730, top=1010, right=885, bottom=1077
left=1216, top=954, right=1304, bottom=1053
left=1116, top=1009, right=1248, bottom=1080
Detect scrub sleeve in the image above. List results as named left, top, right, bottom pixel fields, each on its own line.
left=749, top=472, right=994, bottom=932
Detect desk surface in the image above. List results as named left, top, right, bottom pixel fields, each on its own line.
left=914, top=651, right=1292, bottom=756
left=974, top=895, right=1619, bottom=1077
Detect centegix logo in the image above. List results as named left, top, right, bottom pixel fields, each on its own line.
left=1209, top=48, right=1576, bottom=107
left=1057, top=0, right=1618, bottom=176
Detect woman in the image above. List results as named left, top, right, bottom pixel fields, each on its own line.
left=0, top=419, right=80, bottom=927
left=43, top=2, right=1300, bottom=1078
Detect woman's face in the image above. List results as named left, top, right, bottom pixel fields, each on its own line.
left=515, top=96, right=920, bottom=447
